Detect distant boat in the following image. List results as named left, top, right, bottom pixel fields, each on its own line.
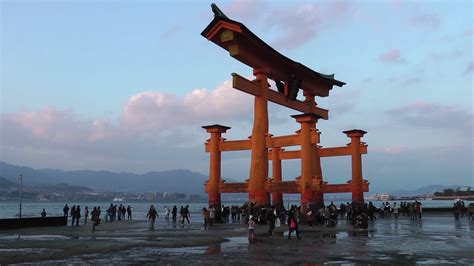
left=113, top=197, right=124, bottom=202
left=380, top=194, right=389, bottom=201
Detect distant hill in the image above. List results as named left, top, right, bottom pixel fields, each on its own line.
left=31, top=183, right=94, bottom=193
left=0, top=176, right=17, bottom=188
left=388, top=184, right=465, bottom=196
left=0, top=161, right=209, bottom=194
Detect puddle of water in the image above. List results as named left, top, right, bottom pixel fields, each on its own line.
left=147, top=246, right=208, bottom=255
left=0, top=234, right=70, bottom=241
left=0, top=248, right=61, bottom=253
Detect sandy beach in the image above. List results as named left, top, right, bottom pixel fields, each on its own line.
left=1, top=213, right=473, bottom=264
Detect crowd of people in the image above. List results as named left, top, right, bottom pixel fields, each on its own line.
left=59, top=203, right=133, bottom=232
left=41, top=199, right=473, bottom=236
left=453, top=200, right=472, bottom=220
left=146, top=205, right=191, bottom=231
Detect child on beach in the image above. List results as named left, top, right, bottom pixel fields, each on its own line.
left=202, top=207, right=210, bottom=231
left=248, top=215, right=256, bottom=243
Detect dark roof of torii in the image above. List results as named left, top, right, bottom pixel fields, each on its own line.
left=201, top=6, right=346, bottom=97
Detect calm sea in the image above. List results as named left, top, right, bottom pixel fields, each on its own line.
left=0, top=199, right=470, bottom=220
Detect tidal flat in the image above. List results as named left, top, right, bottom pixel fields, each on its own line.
left=1, top=213, right=473, bottom=265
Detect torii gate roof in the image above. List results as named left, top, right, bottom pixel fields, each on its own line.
left=201, top=13, right=346, bottom=97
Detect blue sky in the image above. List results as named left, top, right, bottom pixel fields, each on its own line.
left=1, top=0, right=473, bottom=192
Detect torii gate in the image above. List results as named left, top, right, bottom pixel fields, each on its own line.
left=201, top=5, right=369, bottom=211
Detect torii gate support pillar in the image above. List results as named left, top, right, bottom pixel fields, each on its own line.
left=293, top=113, right=320, bottom=206
left=271, top=147, right=284, bottom=210
left=344, top=129, right=367, bottom=205
left=202, top=125, right=230, bottom=211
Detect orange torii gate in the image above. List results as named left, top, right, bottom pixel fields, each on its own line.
left=201, top=5, right=369, bottom=210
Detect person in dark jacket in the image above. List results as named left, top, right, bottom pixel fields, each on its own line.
left=63, top=204, right=69, bottom=217
left=70, top=205, right=76, bottom=226
left=267, top=206, right=276, bottom=237
left=75, top=206, right=81, bottom=226
left=147, top=205, right=158, bottom=231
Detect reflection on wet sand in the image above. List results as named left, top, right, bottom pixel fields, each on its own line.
left=0, top=214, right=473, bottom=264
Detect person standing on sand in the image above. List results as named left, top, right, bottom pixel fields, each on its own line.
left=41, top=209, right=47, bottom=218
left=121, top=205, right=126, bottom=220
left=75, top=205, right=81, bottom=226
left=164, top=206, right=170, bottom=220
left=202, top=207, right=210, bottom=230
left=209, top=207, right=215, bottom=226
left=127, top=205, right=132, bottom=220
left=172, top=205, right=177, bottom=222
left=287, top=207, right=300, bottom=240
left=84, top=206, right=89, bottom=225
left=63, top=204, right=69, bottom=217
left=147, top=205, right=158, bottom=231
left=70, top=205, right=76, bottom=226
left=267, top=205, right=276, bottom=237
left=248, top=215, right=256, bottom=243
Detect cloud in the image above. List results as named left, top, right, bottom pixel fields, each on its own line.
left=327, top=89, right=360, bottom=116
left=385, top=102, right=473, bottom=131
left=429, top=49, right=463, bottom=62
left=225, top=0, right=266, bottom=21
left=464, top=62, right=474, bottom=76
left=264, top=1, right=354, bottom=50
left=409, top=8, right=441, bottom=30
left=0, top=79, right=254, bottom=172
left=379, top=49, right=402, bottom=63
left=159, top=25, right=179, bottom=40
left=121, top=80, right=252, bottom=134
left=398, top=77, right=421, bottom=87
left=464, top=28, right=474, bottom=37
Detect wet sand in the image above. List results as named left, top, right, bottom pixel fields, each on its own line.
left=1, top=213, right=473, bottom=264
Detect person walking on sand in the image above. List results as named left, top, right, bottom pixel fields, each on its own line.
left=41, top=208, right=47, bottom=218
left=91, top=207, right=101, bottom=232
left=63, top=204, right=69, bottom=217
left=182, top=205, right=191, bottom=225
left=84, top=206, right=89, bottom=225
left=147, top=205, right=158, bottom=231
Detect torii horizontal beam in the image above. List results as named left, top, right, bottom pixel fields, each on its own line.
left=206, top=180, right=369, bottom=194
left=232, top=73, right=329, bottom=119
left=204, top=132, right=320, bottom=152
left=268, top=144, right=368, bottom=160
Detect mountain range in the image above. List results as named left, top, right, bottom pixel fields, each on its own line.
left=0, top=161, right=466, bottom=196
left=0, top=161, right=208, bottom=194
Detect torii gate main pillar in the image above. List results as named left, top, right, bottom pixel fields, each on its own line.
left=248, top=69, right=270, bottom=206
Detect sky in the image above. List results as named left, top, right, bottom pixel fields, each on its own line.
left=1, top=0, right=473, bottom=192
